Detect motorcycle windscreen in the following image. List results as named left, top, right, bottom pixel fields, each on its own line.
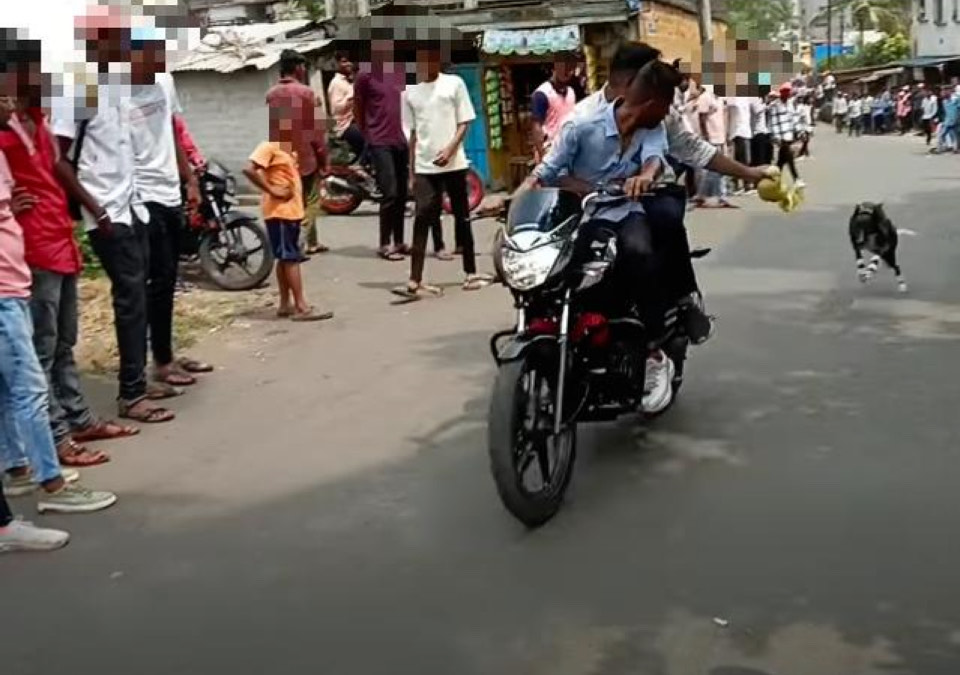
left=506, top=188, right=581, bottom=236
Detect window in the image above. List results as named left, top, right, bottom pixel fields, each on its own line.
left=935, top=0, right=945, bottom=24
left=919, top=0, right=927, bottom=21
left=954, top=0, right=959, bottom=22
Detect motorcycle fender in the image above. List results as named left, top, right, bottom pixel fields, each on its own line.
left=496, top=334, right=558, bottom=364
left=222, top=211, right=258, bottom=228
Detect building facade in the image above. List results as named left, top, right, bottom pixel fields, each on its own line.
left=636, top=0, right=728, bottom=65
left=914, top=0, right=960, bottom=57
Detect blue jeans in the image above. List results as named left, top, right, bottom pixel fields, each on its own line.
left=937, top=123, right=957, bottom=151
left=0, top=298, right=62, bottom=484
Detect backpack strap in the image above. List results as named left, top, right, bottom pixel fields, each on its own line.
left=72, top=119, right=90, bottom=168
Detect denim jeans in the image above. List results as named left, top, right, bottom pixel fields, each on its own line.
left=145, top=203, right=182, bottom=368
left=30, top=269, right=94, bottom=445
left=0, top=298, right=62, bottom=484
left=88, top=220, right=150, bottom=403
left=697, top=144, right=725, bottom=199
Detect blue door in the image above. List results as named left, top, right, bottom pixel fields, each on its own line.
left=450, top=64, right=491, bottom=186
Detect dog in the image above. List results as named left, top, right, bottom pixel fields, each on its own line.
left=848, top=202, right=908, bottom=293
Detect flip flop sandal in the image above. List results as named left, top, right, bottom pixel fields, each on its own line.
left=154, top=370, right=197, bottom=387
left=57, top=439, right=110, bottom=467
left=378, top=249, right=405, bottom=261
left=391, top=283, right=443, bottom=301
left=277, top=308, right=294, bottom=318
left=176, top=357, right=214, bottom=374
left=463, top=274, right=494, bottom=291
left=435, top=250, right=456, bottom=261
left=119, top=400, right=176, bottom=424
left=290, top=308, right=335, bottom=322
left=146, top=381, right=184, bottom=400
left=71, top=419, right=140, bottom=443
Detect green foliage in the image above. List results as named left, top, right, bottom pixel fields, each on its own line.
left=75, top=224, right=103, bottom=279
left=294, top=0, right=326, bottom=21
left=727, top=0, right=796, bottom=40
left=812, top=0, right=911, bottom=42
left=830, top=32, right=910, bottom=68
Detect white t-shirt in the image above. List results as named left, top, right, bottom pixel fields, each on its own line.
left=129, top=73, right=182, bottom=208
left=402, top=73, right=476, bottom=175
left=51, top=85, right=147, bottom=231
left=750, top=97, right=769, bottom=135
left=726, top=97, right=753, bottom=140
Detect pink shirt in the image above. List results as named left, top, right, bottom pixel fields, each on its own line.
left=0, top=153, right=31, bottom=299
left=327, top=73, right=354, bottom=136
left=697, top=90, right=727, bottom=145
left=535, top=81, right=577, bottom=140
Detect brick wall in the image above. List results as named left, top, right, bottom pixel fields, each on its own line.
left=637, top=1, right=728, bottom=66
left=174, top=68, right=275, bottom=183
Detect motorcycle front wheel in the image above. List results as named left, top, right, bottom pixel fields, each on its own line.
left=199, top=219, right=274, bottom=291
left=488, top=356, right=577, bottom=528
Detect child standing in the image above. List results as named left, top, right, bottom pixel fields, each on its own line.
left=244, top=106, right=333, bottom=322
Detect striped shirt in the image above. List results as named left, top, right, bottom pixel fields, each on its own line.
left=768, top=99, right=797, bottom=142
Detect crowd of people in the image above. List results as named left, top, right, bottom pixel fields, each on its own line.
left=831, top=82, right=960, bottom=154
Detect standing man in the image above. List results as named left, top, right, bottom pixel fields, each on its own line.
left=127, top=32, right=212, bottom=397
left=725, top=96, right=754, bottom=193
left=0, top=33, right=139, bottom=467
left=396, top=42, right=492, bottom=298
left=847, top=92, right=863, bottom=137
left=267, top=50, right=329, bottom=256
left=354, top=40, right=414, bottom=261
left=53, top=20, right=176, bottom=424
left=530, top=56, right=577, bottom=163
left=750, top=94, right=772, bottom=168
left=896, top=86, right=912, bottom=135
left=768, top=85, right=803, bottom=187
left=833, top=91, right=848, bottom=134
left=694, top=84, right=731, bottom=208
left=921, top=87, right=939, bottom=147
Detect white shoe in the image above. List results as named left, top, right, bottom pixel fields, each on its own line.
left=0, top=517, right=70, bottom=552
left=795, top=179, right=807, bottom=189
left=3, top=467, right=79, bottom=497
left=641, top=350, right=676, bottom=414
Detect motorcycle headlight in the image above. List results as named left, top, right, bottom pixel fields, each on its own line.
left=501, top=242, right=562, bottom=291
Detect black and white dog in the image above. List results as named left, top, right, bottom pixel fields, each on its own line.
left=849, top=202, right=908, bottom=293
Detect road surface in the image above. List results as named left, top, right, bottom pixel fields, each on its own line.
left=4, top=131, right=960, bottom=675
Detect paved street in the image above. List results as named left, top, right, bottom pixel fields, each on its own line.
left=5, top=131, right=960, bottom=675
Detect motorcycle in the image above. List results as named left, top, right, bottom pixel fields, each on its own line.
left=319, top=138, right=485, bottom=216
left=487, top=183, right=710, bottom=528
left=181, top=161, right=274, bottom=292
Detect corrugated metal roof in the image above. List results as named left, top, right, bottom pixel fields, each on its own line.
left=170, top=20, right=331, bottom=73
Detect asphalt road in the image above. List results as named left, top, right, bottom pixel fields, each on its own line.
left=5, top=130, right=960, bottom=675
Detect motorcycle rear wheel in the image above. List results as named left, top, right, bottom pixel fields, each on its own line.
left=319, top=171, right=364, bottom=215
left=199, top=219, right=274, bottom=291
left=488, top=356, right=576, bottom=528
left=441, top=168, right=485, bottom=215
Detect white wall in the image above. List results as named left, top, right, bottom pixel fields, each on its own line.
left=915, top=0, right=960, bottom=56
left=174, top=68, right=276, bottom=182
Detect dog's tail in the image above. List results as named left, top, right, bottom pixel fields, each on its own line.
left=897, top=228, right=918, bottom=237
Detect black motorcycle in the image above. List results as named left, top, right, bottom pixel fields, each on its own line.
left=487, top=184, right=709, bottom=528
left=181, top=161, right=274, bottom=291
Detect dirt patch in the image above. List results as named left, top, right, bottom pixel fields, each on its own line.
left=76, top=278, right=268, bottom=373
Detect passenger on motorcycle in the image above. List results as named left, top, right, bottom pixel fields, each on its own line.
left=526, top=59, right=682, bottom=413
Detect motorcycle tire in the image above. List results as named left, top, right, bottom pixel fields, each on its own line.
left=488, top=356, right=577, bottom=529
left=319, top=170, right=364, bottom=215
left=199, top=219, right=274, bottom=292
left=442, top=168, right=485, bottom=215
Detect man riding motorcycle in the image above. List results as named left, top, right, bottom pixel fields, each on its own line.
left=523, top=59, right=682, bottom=413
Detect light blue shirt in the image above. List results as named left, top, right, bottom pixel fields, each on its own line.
left=533, top=102, right=668, bottom=220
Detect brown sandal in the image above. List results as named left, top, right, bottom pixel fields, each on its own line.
left=57, top=439, right=110, bottom=467
left=119, top=399, right=176, bottom=424
left=176, top=357, right=214, bottom=374
left=71, top=419, right=139, bottom=443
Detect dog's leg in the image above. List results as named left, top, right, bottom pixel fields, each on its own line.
left=881, top=249, right=908, bottom=293
left=865, top=254, right=880, bottom=282
left=852, top=244, right=868, bottom=282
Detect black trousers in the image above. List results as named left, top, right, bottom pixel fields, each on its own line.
left=751, top=133, right=773, bottom=166
left=411, top=169, right=476, bottom=282
left=89, top=220, right=150, bottom=403
left=341, top=124, right=368, bottom=165
left=642, top=192, right=698, bottom=302
left=776, top=141, right=799, bottom=180
left=145, top=202, right=184, bottom=367
left=584, top=213, right=664, bottom=333
left=368, top=144, right=409, bottom=249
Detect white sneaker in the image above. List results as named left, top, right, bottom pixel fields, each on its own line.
left=37, top=483, right=117, bottom=514
left=642, top=350, right=676, bottom=414
left=0, top=517, right=70, bottom=552
left=795, top=179, right=807, bottom=189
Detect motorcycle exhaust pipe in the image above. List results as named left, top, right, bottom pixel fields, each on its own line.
left=324, top=175, right=361, bottom=196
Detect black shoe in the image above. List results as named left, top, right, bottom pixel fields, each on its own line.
left=681, top=295, right=714, bottom=345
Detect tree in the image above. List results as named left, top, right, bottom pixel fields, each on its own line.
left=726, top=0, right=796, bottom=41
left=812, top=0, right=911, bottom=48
left=831, top=32, right=910, bottom=67
left=294, top=0, right=326, bottom=20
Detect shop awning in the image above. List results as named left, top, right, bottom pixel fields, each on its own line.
left=481, top=24, right=581, bottom=55
left=896, top=55, right=960, bottom=68
left=855, top=66, right=904, bottom=83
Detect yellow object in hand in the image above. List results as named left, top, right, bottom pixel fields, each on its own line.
left=757, top=172, right=803, bottom=213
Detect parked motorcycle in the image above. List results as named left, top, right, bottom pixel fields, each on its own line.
left=487, top=184, right=709, bottom=528
left=319, top=139, right=485, bottom=216
left=181, top=161, right=274, bottom=291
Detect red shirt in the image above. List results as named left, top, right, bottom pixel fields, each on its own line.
left=0, top=109, right=82, bottom=275
left=174, top=114, right=205, bottom=170
left=354, top=67, right=407, bottom=148
left=265, top=77, right=326, bottom=177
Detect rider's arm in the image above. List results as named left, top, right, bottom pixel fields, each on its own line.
left=530, top=119, right=578, bottom=188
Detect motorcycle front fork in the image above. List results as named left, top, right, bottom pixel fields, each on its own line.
left=554, top=291, right=571, bottom=434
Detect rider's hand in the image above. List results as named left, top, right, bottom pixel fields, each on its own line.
left=750, top=165, right=780, bottom=182
left=623, top=175, right=654, bottom=200
left=10, top=188, right=38, bottom=215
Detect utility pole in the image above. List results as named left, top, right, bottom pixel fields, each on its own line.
left=697, top=0, right=713, bottom=44
left=826, top=0, right=833, bottom=69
